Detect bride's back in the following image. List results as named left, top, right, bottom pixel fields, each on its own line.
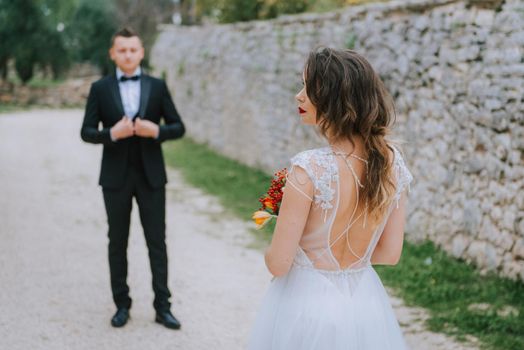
left=264, top=48, right=412, bottom=278
left=330, top=147, right=374, bottom=268
left=294, top=142, right=398, bottom=271
left=249, top=48, right=412, bottom=350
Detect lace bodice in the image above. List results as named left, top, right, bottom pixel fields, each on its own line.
left=288, top=145, right=413, bottom=271
left=290, top=148, right=338, bottom=211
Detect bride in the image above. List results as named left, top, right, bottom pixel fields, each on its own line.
left=248, top=47, right=413, bottom=350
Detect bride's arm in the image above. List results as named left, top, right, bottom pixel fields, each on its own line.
left=265, top=167, right=313, bottom=277
left=371, top=191, right=408, bottom=266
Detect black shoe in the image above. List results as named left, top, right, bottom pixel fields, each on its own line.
left=155, top=310, right=181, bottom=330
left=111, top=308, right=129, bottom=328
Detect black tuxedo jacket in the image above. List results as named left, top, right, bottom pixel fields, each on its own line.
left=81, top=74, right=185, bottom=189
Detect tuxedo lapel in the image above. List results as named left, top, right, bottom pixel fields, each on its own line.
left=139, top=75, right=151, bottom=118
left=109, top=75, right=125, bottom=117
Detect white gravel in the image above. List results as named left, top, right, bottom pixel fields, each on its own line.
left=0, top=109, right=478, bottom=350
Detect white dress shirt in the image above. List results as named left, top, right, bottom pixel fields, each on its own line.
left=116, top=67, right=141, bottom=119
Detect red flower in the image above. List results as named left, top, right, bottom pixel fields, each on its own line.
left=256, top=168, right=287, bottom=217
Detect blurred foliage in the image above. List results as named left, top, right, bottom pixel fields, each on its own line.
left=0, top=0, right=381, bottom=83
left=0, top=0, right=173, bottom=82
left=0, top=0, right=70, bottom=83
left=66, top=0, right=117, bottom=75
left=219, top=0, right=265, bottom=23
left=191, top=0, right=377, bottom=23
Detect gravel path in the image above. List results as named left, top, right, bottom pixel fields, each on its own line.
left=0, top=109, right=479, bottom=350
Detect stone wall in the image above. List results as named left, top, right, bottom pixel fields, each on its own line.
left=0, top=64, right=98, bottom=108
left=151, top=0, right=524, bottom=280
left=0, top=78, right=93, bottom=108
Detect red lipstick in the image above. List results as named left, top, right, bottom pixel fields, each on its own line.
left=298, top=107, right=306, bottom=114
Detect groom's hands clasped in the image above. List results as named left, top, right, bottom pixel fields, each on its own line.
left=110, top=116, right=159, bottom=141
left=111, top=117, right=134, bottom=140
left=134, top=118, right=160, bottom=139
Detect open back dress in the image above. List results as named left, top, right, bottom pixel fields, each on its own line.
left=248, top=145, right=413, bottom=350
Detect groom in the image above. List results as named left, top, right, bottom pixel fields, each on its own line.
left=81, top=28, right=185, bottom=329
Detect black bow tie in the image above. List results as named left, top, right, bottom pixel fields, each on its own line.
left=119, top=75, right=140, bottom=82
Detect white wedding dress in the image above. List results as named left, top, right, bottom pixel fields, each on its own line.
left=248, top=146, right=413, bottom=350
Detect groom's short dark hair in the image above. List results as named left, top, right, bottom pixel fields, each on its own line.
left=111, top=27, right=141, bottom=46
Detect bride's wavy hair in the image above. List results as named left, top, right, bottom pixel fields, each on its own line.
left=304, top=47, right=396, bottom=220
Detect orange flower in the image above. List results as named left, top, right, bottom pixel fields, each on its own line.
left=263, top=198, right=274, bottom=210
left=252, top=210, right=274, bottom=229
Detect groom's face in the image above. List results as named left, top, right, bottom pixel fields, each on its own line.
left=110, top=36, right=144, bottom=75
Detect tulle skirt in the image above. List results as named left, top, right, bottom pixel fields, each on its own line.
left=247, top=263, right=408, bottom=350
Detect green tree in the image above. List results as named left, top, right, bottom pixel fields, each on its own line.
left=219, top=0, right=265, bottom=23
left=261, top=0, right=309, bottom=19
left=39, top=0, right=77, bottom=77
left=9, top=0, right=48, bottom=83
left=39, top=27, right=70, bottom=77
left=193, top=0, right=358, bottom=23
left=0, top=0, right=71, bottom=83
left=0, top=0, right=12, bottom=79
left=66, top=0, right=117, bottom=74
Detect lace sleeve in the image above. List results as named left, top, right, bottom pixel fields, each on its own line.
left=288, top=151, right=315, bottom=202
left=392, top=147, right=413, bottom=207
left=289, top=149, right=337, bottom=211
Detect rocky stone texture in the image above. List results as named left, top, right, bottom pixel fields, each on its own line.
left=151, top=0, right=524, bottom=281
left=0, top=77, right=93, bottom=108
left=0, top=64, right=98, bottom=108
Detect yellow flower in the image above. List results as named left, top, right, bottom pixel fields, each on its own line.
left=252, top=210, right=273, bottom=229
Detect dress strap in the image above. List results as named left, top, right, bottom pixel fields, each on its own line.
left=329, top=154, right=364, bottom=250
left=286, top=173, right=313, bottom=201
left=315, top=148, right=369, bottom=266
left=349, top=153, right=368, bottom=164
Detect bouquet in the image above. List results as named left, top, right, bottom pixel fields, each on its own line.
left=252, top=168, right=287, bottom=229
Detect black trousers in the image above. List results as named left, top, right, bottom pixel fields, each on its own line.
left=102, top=165, right=171, bottom=312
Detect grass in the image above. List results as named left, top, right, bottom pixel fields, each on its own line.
left=163, top=138, right=276, bottom=239
left=307, top=0, right=388, bottom=13
left=376, top=242, right=524, bottom=350
left=0, top=104, right=82, bottom=114
left=164, top=138, right=524, bottom=350
left=0, top=104, right=24, bottom=114
left=26, top=77, right=65, bottom=88
left=3, top=75, right=65, bottom=88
